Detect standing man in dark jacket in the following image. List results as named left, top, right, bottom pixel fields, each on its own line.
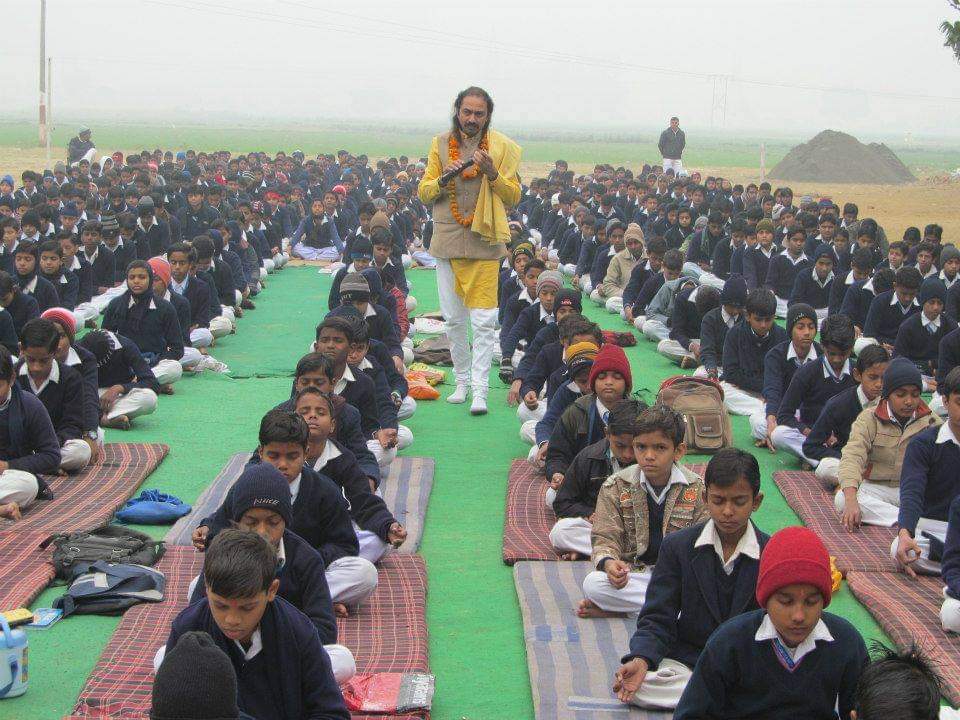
left=658, top=117, right=686, bottom=174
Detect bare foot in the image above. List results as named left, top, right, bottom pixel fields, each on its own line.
left=160, top=384, right=175, bottom=395
left=559, top=552, right=585, bottom=561
left=0, top=502, right=21, bottom=520
left=576, top=599, right=626, bottom=619
left=198, top=347, right=209, bottom=356
left=334, top=603, right=349, bottom=618
left=102, top=414, right=131, bottom=430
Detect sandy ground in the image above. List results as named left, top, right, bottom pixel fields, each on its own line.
left=3, top=146, right=957, bottom=242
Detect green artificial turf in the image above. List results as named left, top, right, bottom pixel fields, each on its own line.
left=0, top=265, right=888, bottom=720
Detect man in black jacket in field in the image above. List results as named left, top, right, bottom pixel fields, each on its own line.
left=658, top=117, right=686, bottom=174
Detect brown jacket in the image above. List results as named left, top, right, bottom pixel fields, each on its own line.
left=598, top=247, right=640, bottom=298
left=837, top=399, right=941, bottom=490
left=590, top=464, right=707, bottom=569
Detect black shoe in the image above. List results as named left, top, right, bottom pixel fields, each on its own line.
left=241, top=299, right=256, bottom=310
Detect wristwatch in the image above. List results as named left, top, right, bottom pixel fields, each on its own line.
left=84, top=430, right=99, bottom=441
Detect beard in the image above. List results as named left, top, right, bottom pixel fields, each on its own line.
left=461, top=121, right=481, bottom=137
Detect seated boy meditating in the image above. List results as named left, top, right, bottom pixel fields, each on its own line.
left=165, top=529, right=351, bottom=720
left=673, top=526, right=868, bottom=720
left=614, top=448, right=767, bottom=711
left=834, top=358, right=939, bottom=530
left=580, top=404, right=707, bottom=618
left=853, top=642, right=946, bottom=720
left=549, top=400, right=643, bottom=560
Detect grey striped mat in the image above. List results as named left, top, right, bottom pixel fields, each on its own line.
left=164, top=452, right=251, bottom=545
left=514, top=561, right=672, bottom=720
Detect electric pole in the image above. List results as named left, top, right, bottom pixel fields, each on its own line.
left=38, top=0, right=47, bottom=147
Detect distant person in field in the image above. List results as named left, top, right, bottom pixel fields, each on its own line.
left=658, top=117, right=686, bottom=175
left=67, top=126, right=96, bottom=166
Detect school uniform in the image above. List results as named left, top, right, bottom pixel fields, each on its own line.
left=789, top=268, right=833, bottom=319
left=773, top=357, right=857, bottom=465
left=0, top=309, right=19, bottom=356
left=894, top=310, right=957, bottom=376
left=0, top=384, right=60, bottom=512
left=290, top=214, right=343, bottom=260
left=697, top=305, right=741, bottom=377
left=165, top=596, right=350, bottom=720
left=622, top=520, right=769, bottom=710
left=94, top=332, right=159, bottom=422
left=528, top=377, right=584, bottom=467
left=742, top=244, right=776, bottom=290
left=683, top=228, right=726, bottom=277
left=621, top=259, right=655, bottom=312
left=16, top=360, right=90, bottom=472
left=500, top=288, right=534, bottom=346
left=751, top=340, right=822, bottom=441
left=3, top=290, right=40, bottom=339
left=629, top=272, right=666, bottom=328
left=517, top=340, right=563, bottom=431
left=502, top=301, right=553, bottom=367
left=640, top=277, right=696, bottom=342
left=894, top=422, right=960, bottom=575
left=802, top=385, right=874, bottom=485
left=103, top=240, right=135, bottom=285
left=174, top=204, right=220, bottom=241
left=861, top=289, right=920, bottom=348
left=134, top=217, right=171, bottom=258
left=355, top=353, right=413, bottom=452
left=721, top=324, right=789, bottom=433
left=102, top=292, right=184, bottom=387
left=764, top=250, right=810, bottom=317
left=659, top=284, right=706, bottom=365
left=574, top=238, right=600, bottom=293
left=549, top=439, right=621, bottom=556
left=18, top=273, right=60, bottom=314
left=708, top=238, right=740, bottom=283
left=334, top=364, right=390, bottom=469
left=674, top=609, right=867, bottom=720
left=939, top=495, right=960, bottom=631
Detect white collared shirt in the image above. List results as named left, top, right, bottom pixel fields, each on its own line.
left=68, top=255, right=81, bottom=272
left=890, top=292, right=919, bottom=310
left=637, top=464, right=689, bottom=505
left=781, top=250, right=808, bottom=266
left=517, top=287, right=533, bottom=305
left=811, top=268, right=834, bottom=289
left=363, top=303, right=377, bottom=319
left=754, top=613, right=833, bottom=664
left=20, top=360, right=59, bottom=396
left=65, top=347, right=81, bottom=366
left=22, top=276, right=38, bottom=294
left=786, top=342, right=818, bottom=365
left=235, top=628, right=263, bottom=661
left=137, top=216, right=158, bottom=232
left=936, top=422, right=960, bottom=448
left=922, top=313, right=942, bottom=332
left=334, top=364, right=355, bottom=395
left=538, top=304, right=555, bottom=324
left=687, top=286, right=701, bottom=304
left=694, top=519, right=761, bottom=575
left=288, top=472, right=302, bottom=504
left=171, top=276, right=188, bottom=295
left=312, top=441, right=343, bottom=473
left=128, top=296, right=157, bottom=311
left=856, top=385, right=870, bottom=408
left=822, top=357, right=851, bottom=380
left=720, top=307, right=736, bottom=328
left=941, top=270, right=958, bottom=289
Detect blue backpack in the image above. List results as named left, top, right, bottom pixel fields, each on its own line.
left=116, top=490, right=192, bottom=525
left=53, top=561, right=166, bottom=617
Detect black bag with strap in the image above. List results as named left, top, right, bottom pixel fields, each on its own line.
left=40, top=525, right=165, bottom=580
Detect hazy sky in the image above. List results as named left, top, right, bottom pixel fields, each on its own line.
left=5, top=0, right=960, bottom=136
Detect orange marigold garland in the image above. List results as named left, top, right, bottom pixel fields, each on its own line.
left=447, top=133, right=489, bottom=227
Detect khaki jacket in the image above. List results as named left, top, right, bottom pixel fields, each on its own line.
left=590, top=464, right=707, bottom=569
left=837, top=399, right=941, bottom=490
left=598, top=247, right=640, bottom=298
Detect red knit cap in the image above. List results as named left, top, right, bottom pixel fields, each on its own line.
left=41, top=307, right=76, bottom=339
left=588, top=343, right=632, bottom=393
left=148, top=256, right=172, bottom=288
left=756, top=526, right=833, bottom=608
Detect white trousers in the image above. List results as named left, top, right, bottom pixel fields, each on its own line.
left=721, top=382, right=764, bottom=417
left=658, top=338, right=695, bottom=365
left=436, top=258, right=497, bottom=395
left=190, top=327, right=214, bottom=349
left=153, top=359, right=183, bottom=386
left=61, top=438, right=92, bottom=472
left=398, top=396, right=417, bottom=420
left=180, top=346, right=204, bottom=370
left=405, top=295, right=418, bottom=313
left=941, top=590, right=960, bottom=633
left=326, top=555, right=378, bottom=606
left=776, top=296, right=789, bottom=319
left=293, top=243, right=340, bottom=260
left=605, top=296, right=624, bottom=314
left=931, top=392, right=947, bottom=418
left=520, top=419, right=538, bottom=445
left=815, top=457, right=841, bottom=487
left=632, top=315, right=646, bottom=332
left=545, top=486, right=556, bottom=509
left=527, top=443, right=544, bottom=468
left=368, top=440, right=396, bottom=470
left=517, top=401, right=546, bottom=425
left=630, top=658, right=692, bottom=710
left=642, top=319, right=670, bottom=343
left=581, top=277, right=593, bottom=296
left=549, top=517, right=592, bottom=557
left=589, top=288, right=605, bottom=306
left=356, top=526, right=390, bottom=564
left=72, top=303, right=99, bottom=328
left=770, top=425, right=818, bottom=466
left=662, top=158, right=683, bottom=173
left=98, top=387, right=158, bottom=421
left=834, top=482, right=899, bottom=527
left=411, top=250, right=436, bottom=268
left=854, top=336, right=879, bottom=355
left=698, top=273, right=726, bottom=290
left=748, top=409, right=769, bottom=441
left=0, top=469, right=39, bottom=508
left=559, top=263, right=577, bottom=277
left=582, top=568, right=651, bottom=613
left=890, top=518, right=947, bottom=575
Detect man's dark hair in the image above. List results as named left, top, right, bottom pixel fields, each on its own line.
left=704, top=447, right=761, bottom=496
left=319, top=316, right=356, bottom=344
left=295, top=352, right=335, bottom=381
left=745, top=288, right=777, bottom=317
left=634, top=404, right=685, bottom=447
left=38, top=239, right=62, bottom=258
left=942, top=366, right=960, bottom=399
left=819, top=314, right=855, bottom=352
left=20, top=318, right=59, bottom=352
left=855, top=641, right=942, bottom=720
left=452, top=86, right=494, bottom=138
left=895, top=266, right=923, bottom=290
left=695, top=285, right=721, bottom=316
left=258, top=408, right=309, bottom=447
left=0, top=346, right=15, bottom=381
left=662, top=249, right=683, bottom=272
left=874, top=268, right=896, bottom=295
left=856, top=344, right=890, bottom=373
left=524, top=259, right=546, bottom=275
left=370, top=227, right=393, bottom=249
left=916, top=241, right=937, bottom=258
left=559, top=317, right=603, bottom=345
left=608, top=399, right=645, bottom=437
left=191, top=236, right=215, bottom=260
left=203, top=529, right=277, bottom=599
left=294, top=386, right=339, bottom=419
left=646, top=237, right=667, bottom=257
left=851, top=247, right=876, bottom=271
left=167, top=242, right=197, bottom=262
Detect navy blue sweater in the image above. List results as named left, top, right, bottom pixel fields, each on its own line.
left=940, top=495, right=960, bottom=599
left=669, top=284, right=706, bottom=350
left=551, top=439, right=614, bottom=519
left=761, top=341, right=824, bottom=417
left=102, top=293, right=184, bottom=362
left=898, top=424, right=960, bottom=534
left=839, top=278, right=877, bottom=330
left=789, top=269, right=833, bottom=310
left=166, top=596, right=349, bottom=720
left=721, top=323, right=789, bottom=395
left=674, top=609, right=867, bottom=720
left=336, top=365, right=381, bottom=437
left=630, top=272, right=666, bottom=315
left=765, top=252, right=810, bottom=299
left=801, top=385, right=866, bottom=462
left=864, top=290, right=919, bottom=345
left=699, top=307, right=741, bottom=373
left=16, top=360, right=85, bottom=444
left=0, top=308, right=20, bottom=356
left=894, top=311, right=958, bottom=374
left=502, top=302, right=552, bottom=361
left=4, top=292, right=39, bottom=340
left=0, top=384, right=61, bottom=478
left=96, top=333, right=160, bottom=393
left=520, top=341, right=563, bottom=398
left=741, top=245, right=776, bottom=290
left=42, top=270, right=79, bottom=310
left=625, top=522, right=769, bottom=670
left=21, top=275, right=60, bottom=313
left=515, top=323, right=559, bottom=383
left=357, top=355, right=398, bottom=431
left=172, top=275, right=212, bottom=328
left=84, top=244, right=116, bottom=292
left=938, top=326, right=960, bottom=387
left=622, top=259, right=656, bottom=309
left=500, top=288, right=533, bottom=345
left=777, top=357, right=857, bottom=432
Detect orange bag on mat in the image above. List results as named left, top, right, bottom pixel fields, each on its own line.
left=406, top=372, right=440, bottom=400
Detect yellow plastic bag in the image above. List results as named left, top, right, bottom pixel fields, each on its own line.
left=830, top=556, right=842, bottom=592
left=407, top=365, right=445, bottom=386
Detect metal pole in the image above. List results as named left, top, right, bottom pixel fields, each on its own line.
left=46, top=57, right=52, bottom=165
left=39, top=0, right=47, bottom=147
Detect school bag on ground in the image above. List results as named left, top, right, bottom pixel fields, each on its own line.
left=52, top=561, right=166, bottom=617
left=40, top=525, right=165, bottom=580
left=656, top=375, right=733, bottom=453
left=116, top=489, right=192, bottom=524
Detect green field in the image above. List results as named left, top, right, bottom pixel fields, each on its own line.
left=2, top=119, right=959, bottom=172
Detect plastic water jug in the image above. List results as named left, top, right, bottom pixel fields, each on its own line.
left=0, top=616, right=27, bottom=698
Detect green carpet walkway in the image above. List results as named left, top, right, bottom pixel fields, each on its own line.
left=0, top=265, right=886, bottom=720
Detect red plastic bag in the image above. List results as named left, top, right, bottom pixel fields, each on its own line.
left=342, top=672, right=435, bottom=714
left=601, top=329, right=637, bottom=347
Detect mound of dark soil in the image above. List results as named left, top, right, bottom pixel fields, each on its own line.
left=770, top=130, right=915, bottom=184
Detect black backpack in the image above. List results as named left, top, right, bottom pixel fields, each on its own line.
left=40, top=525, right=165, bottom=580
left=53, top=561, right=166, bottom=617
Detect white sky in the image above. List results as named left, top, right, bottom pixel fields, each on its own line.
left=4, top=0, right=960, bottom=137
